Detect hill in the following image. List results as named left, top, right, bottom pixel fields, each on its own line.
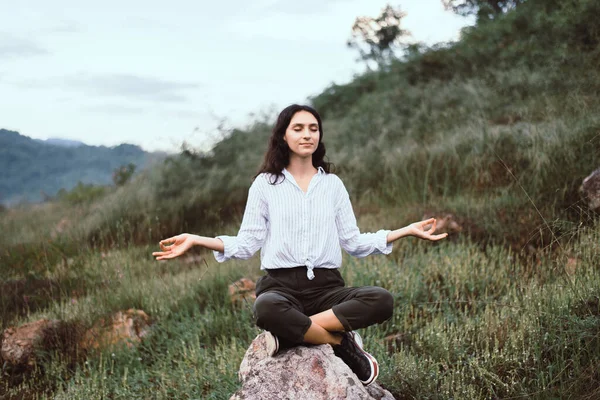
left=0, top=129, right=166, bottom=205
left=34, top=138, right=86, bottom=148
left=2, top=1, right=600, bottom=399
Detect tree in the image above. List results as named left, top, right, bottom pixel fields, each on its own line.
left=112, top=163, right=136, bottom=187
left=347, top=4, right=410, bottom=68
left=442, top=0, right=527, bottom=22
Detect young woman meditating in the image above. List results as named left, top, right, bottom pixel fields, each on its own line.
left=153, top=104, right=448, bottom=386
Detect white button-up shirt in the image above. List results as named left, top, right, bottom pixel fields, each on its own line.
left=213, top=167, right=392, bottom=279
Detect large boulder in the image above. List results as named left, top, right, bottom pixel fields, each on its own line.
left=79, top=309, right=151, bottom=352
left=1, top=319, right=62, bottom=367
left=581, top=168, right=600, bottom=212
left=231, top=332, right=395, bottom=400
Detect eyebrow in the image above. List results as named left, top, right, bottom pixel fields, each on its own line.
left=291, top=123, right=319, bottom=127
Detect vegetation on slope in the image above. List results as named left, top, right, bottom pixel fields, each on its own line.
left=2, top=0, right=600, bottom=398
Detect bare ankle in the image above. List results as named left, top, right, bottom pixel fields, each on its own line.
left=329, top=332, right=343, bottom=346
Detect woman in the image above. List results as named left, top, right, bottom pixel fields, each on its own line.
left=153, top=104, right=447, bottom=386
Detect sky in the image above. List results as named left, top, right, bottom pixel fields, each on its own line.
left=0, top=0, right=473, bottom=153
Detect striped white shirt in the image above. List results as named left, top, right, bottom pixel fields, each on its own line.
left=213, top=167, right=392, bottom=279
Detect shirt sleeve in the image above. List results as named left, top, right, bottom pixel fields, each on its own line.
left=213, top=178, right=268, bottom=262
left=334, top=180, right=392, bottom=257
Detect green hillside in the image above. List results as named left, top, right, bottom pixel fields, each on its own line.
left=57, top=0, right=598, bottom=252
left=2, top=1, right=600, bottom=398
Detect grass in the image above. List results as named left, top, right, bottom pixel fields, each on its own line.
left=2, top=104, right=599, bottom=399
left=3, top=3, right=600, bottom=397
left=1, top=209, right=599, bottom=399
left=3, top=106, right=599, bottom=399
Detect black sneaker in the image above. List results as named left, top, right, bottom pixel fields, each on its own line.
left=332, top=331, right=379, bottom=386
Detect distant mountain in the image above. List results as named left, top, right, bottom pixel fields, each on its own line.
left=0, top=129, right=167, bottom=205
left=34, top=138, right=86, bottom=148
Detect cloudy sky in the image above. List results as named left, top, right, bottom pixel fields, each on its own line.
left=1, top=0, right=472, bottom=153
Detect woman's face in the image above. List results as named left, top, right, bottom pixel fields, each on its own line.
left=283, top=111, right=320, bottom=160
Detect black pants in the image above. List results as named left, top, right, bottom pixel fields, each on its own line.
left=253, top=266, right=394, bottom=344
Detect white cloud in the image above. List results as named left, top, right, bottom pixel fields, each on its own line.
left=265, top=0, right=350, bottom=15
left=82, top=104, right=146, bottom=115
left=65, top=73, right=202, bottom=103
left=0, top=32, right=49, bottom=59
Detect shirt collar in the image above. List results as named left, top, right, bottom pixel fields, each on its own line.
left=281, top=166, right=325, bottom=193
left=282, top=166, right=325, bottom=179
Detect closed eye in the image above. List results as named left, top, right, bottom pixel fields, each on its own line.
left=292, top=123, right=319, bottom=130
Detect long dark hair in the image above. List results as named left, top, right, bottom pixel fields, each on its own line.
left=256, top=104, right=333, bottom=184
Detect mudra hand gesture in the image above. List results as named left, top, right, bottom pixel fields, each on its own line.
left=152, top=234, right=195, bottom=260
left=384, top=217, right=449, bottom=244
left=409, top=218, right=448, bottom=241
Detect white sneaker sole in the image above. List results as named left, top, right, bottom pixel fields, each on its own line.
left=348, top=331, right=378, bottom=386
left=264, top=331, right=279, bottom=357
left=349, top=331, right=364, bottom=349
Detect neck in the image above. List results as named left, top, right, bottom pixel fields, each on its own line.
left=286, top=155, right=317, bottom=177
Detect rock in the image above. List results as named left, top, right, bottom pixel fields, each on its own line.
left=1, top=319, right=62, bottom=367
left=580, top=168, right=600, bottom=212
left=229, top=278, right=257, bottom=307
left=79, top=309, right=151, bottom=351
left=231, top=332, right=395, bottom=400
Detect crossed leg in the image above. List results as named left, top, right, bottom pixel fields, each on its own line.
left=305, top=309, right=345, bottom=345
left=253, top=286, right=393, bottom=346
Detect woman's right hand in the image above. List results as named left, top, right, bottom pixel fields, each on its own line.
left=152, top=233, right=196, bottom=260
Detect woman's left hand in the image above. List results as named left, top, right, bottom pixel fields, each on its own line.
left=408, top=218, right=448, bottom=241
